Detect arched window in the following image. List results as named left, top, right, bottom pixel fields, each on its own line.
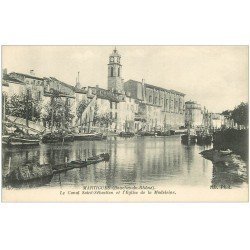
left=111, top=67, right=114, bottom=77
left=118, top=67, right=120, bottom=77
left=166, top=99, right=169, bottom=110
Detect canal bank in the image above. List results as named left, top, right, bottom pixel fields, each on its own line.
left=200, top=129, right=248, bottom=187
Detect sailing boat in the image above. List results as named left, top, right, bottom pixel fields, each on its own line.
left=181, top=122, right=197, bottom=144
left=41, top=90, right=74, bottom=143
left=2, top=91, right=40, bottom=147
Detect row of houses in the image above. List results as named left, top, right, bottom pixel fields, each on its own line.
left=2, top=48, right=187, bottom=133
left=185, top=100, right=235, bottom=129
left=2, top=48, right=234, bottom=133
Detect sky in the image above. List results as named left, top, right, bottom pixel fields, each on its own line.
left=2, top=45, right=248, bottom=113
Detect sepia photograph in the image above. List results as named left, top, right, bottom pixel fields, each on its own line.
left=1, top=45, right=248, bottom=202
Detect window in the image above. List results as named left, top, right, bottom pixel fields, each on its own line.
left=118, top=67, right=120, bottom=77
left=110, top=112, right=113, bottom=119
left=26, top=89, right=31, bottom=99
left=166, top=99, right=169, bottom=110
left=111, top=67, right=114, bottom=77
left=110, top=101, right=112, bottom=109
left=149, top=95, right=152, bottom=103
left=37, top=91, right=41, bottom=101
left=115, top=102, right=117, bottom=109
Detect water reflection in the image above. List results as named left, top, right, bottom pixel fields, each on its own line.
left=2, top=136, right=247, bottom=189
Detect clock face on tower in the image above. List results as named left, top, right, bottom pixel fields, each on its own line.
left=110, top=57, right=114, bottom=62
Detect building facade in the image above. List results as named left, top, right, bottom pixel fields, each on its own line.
left=185, top=100, right=203, bottom=128
left=123, top=79, right=185, bottom=131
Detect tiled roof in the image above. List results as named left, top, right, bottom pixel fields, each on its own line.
left=2, top=74, right=25, bottom=85
left=10, top=72, right=44, bottom=81
left=185, top=100, right=197, bottom=104
left=144, top=83, right=185, bottom=96
left=48, top=77, right=75, bottom=90
left=74, top=87, right=88, bottom=94
left=125, top=79, right=185, bottom=96
left=95, top=87, right=120, bottom=102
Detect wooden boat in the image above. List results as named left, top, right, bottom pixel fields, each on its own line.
left=174, top=129, right=186, bottom=135
left=2, top=134, right=40, bottom=147
left=74, top=132, right=106, bottom=141
left=119, top=131, right=135, bottom=137
left=69, top=153, right=110, bottom=168
left=219, top=149, right=232, bottom=156
left=156, top=131, right=171, bottom=136
left=42, top=132, right=74, bottom=143
left=5, top=153, right=110, bottom=184
left=137, top=131, right=155, bottom=136
left=181, top=134, right=197, bottom=144
left=181, top=124, right=196, bottom=144
left=197, top=134, right=212, bottom=144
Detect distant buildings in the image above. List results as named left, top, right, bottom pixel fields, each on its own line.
left=184, top=100, right=235, bottom=130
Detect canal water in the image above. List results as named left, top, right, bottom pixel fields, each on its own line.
left=2, top=135, right=246, bottom=189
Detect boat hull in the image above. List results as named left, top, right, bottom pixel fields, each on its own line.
left=42, top=134, right=74, bottom=143
left=119, top=132, right=135, bottom=137
left=2, top=136, right=40, bottom=147
left=181, top=134, right=197, bottom=144
left=74, top=133, right=105, bottom=141
left=197, top=135, right=212, bottom=144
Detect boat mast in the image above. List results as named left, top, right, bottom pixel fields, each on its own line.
left=51, top=95, right=54, bottom=133
left=25, top=90, right=29, bottom=128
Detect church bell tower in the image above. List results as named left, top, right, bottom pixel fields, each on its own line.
left=108, top=47, right=123, bottom=93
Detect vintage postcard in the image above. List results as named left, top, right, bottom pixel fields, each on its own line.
left=1, top=45, right=248, bottom=202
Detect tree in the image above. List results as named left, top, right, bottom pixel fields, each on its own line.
left=76, top=99, right=88, bottom=122
left=231, top=102, right=248, bottom=127
left=5, top=92, right=41, bottom=122
left=42, top=97, right=74, bottom=130
left=92, top=105, right=115, bottom=129
left=221, top=109, right=231, bottom=116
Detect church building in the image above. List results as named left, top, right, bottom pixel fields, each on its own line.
left=106, top=47, right=185, bottom=132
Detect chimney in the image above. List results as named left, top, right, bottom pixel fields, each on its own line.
left=2, top=68, right=7, bottom=76
left=141, top=78, right=146, bottom=101
left=30, top=69, right=35, bottom=76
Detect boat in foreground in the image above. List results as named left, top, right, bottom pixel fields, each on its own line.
left=5, top=153, right=110, bottom=184
left=2, top=134, right=40, bottom=147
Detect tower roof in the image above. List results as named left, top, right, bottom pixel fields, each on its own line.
left=111, top=47, right=121, bottom=57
